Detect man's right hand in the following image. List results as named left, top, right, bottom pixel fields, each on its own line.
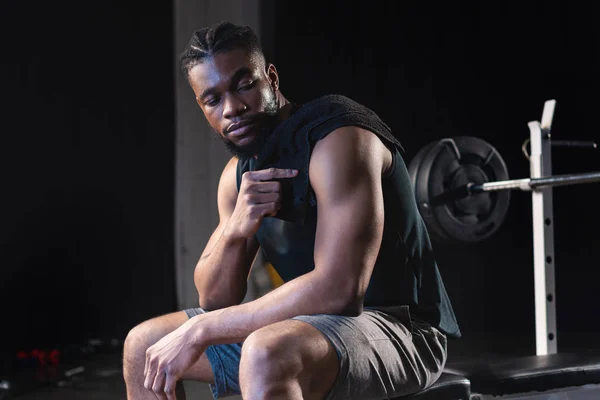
left=225, top=168, right=298, bottom=240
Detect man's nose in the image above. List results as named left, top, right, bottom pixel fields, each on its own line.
left=222, top=93, right=248, bottom=119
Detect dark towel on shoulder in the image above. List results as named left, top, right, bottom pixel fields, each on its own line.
left=252, top=94, right=404, bottom=224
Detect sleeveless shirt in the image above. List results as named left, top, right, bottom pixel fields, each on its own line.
left=235, top=94, right=461, bottom=338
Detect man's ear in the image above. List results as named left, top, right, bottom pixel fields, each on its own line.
left=266, top=63, right=279, bottom=91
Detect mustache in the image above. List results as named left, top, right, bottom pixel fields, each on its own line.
left=223, top=104, right=279, bottom=135
left=224, top=114, right=266, bottom=135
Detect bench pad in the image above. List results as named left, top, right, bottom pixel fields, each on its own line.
left=444, top=349, right=600, bottom=396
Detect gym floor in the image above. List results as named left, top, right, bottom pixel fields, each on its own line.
left=4, top=332, right=598, bottom=400
left=3, top=352, right=236, bottom=400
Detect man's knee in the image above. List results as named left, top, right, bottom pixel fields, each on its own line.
left=123, top=318, right=171, bottom=380
left=240, top=323, right=304, bottom=382
left=239, top=320, right=339, bottom=399
left=123, top=324, right=148, bottom=376
left=124, top=323, right=147, bottom=357
left=124, top=312, right=188, bottom=361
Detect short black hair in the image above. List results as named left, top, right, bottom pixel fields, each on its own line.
left=179, top=21, right=264, bottom=79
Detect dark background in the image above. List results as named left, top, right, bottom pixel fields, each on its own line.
left=1, top=0, right=599, bottom=376
left=0, top=0, right=177, bottom=371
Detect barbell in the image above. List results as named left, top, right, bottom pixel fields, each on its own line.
left=407, top=136, right=600, bottom=243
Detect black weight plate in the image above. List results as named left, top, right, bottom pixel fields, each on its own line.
left=409, top=136, right=511, bottom=243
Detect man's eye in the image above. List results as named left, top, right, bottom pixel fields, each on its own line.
left=238, top=81, right=254, bottom=91
left=205, top=97, right=220, bottom=107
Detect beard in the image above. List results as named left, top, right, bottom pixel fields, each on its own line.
left=213, top=90, right=280, bottom=160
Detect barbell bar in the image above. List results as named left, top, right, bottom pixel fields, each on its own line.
left=434, top=171, right=600, bottom=202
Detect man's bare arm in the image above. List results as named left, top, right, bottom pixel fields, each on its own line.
left=193, top=156, right=260, bottom=310
left=194, top=158, right=299, bottom=310
left=191, top=126, right=387, bottom=344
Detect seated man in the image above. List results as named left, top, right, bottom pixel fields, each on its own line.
left=123, top=21, right=461, bottom=400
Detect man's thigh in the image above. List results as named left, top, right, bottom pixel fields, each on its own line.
left=184, top=308, right=338, bottom=399
left=194, top=305, right=447, bottom=400
left=292, top=305, right=448, bottom=400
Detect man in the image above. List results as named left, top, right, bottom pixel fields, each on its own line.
left=123, top=21, right=460, bottom=400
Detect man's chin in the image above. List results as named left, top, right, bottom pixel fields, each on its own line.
left=234, top=131, right=258, bottom=147
left=218, top=113, right=278, bottom=160
left=223, top=140, right=260, bottom=160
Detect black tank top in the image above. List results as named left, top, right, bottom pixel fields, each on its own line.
left=236, top=95, right=461, bottom=339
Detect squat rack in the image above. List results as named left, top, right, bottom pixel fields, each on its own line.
left=527, top=100, right=597, bottom=355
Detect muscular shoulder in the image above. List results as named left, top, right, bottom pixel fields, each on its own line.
left=309, top=127, right=392, bottom=186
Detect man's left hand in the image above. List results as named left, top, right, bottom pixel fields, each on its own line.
left=143, top=319, right=206, bottom=400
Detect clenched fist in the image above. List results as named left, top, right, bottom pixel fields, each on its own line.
left=225, top=168, right=298, bottom=240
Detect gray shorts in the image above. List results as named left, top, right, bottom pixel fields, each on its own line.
left=184, top=305, right=447, bottom=400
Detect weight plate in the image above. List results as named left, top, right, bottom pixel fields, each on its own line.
left=408, top=136, right=511, bottom=243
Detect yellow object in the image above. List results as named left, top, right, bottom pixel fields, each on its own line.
left=266, top=262, right=284, bottom=288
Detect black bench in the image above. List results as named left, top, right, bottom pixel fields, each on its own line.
left=393, top=372, right=471, bottom=400
left=444, top=349, right=600, bottom=398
